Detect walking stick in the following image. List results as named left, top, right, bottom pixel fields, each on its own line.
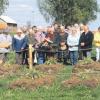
left=29, top=44, right=33, bottom=69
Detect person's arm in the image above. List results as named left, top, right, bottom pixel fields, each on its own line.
left=21, top=36, right=27, bottom=49
left=67, top=36, right=71, bottom=46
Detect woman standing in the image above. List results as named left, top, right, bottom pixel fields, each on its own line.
left=67, top=27, right=80, bottom=65
left=94, top=27, right=100, bottom=62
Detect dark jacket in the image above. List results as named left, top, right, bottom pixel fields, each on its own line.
left=79, top=31, right=94, bottom=51
left=12, top=34, right=27, bottom=52
left=54, top=32, right=68, bottom=46
left=26, top=34, right=37, bottom=46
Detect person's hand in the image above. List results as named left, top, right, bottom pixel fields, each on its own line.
left=81, top=43, right=85, bottom=46
left=21, top=48, right=24, bottom=51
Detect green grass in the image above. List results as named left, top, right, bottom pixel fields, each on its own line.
left=0, top=66, right=100, bottom=100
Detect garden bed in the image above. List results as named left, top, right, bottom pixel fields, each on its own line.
left=9, top=75, right=55, bottom=90
left=0, top=64, right=21, bottom=76
left=35, top=64, right=63, bottom=74
left=62, top=58, right=100, bottom=89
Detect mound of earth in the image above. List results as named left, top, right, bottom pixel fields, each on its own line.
left=82, top=78, right=99, bottom=88
left=72, top=61, right=100, bottom=73
left=0, top=64, right=21, bottom=76
left=9, top=75, right=55, bottom=90
left=61, top=75, right=81, bottom=88
left=61, top=74, right=100, bottom=88
left=61, top=58, right=100, bottom=89
left=35, top=64, right=63, bottom=74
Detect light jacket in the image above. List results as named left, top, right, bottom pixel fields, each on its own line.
left=67, top=34, right=80, bottom=51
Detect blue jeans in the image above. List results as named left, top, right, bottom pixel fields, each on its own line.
left=70, top=51, right=78, bottom=65
left=37, top=52, right=45, bottom=64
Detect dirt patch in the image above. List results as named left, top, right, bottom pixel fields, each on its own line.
left=61, top=75, right=81, bottom=88
left=61, top=58, right=100, bottom=89
left=72, top=62, right=100, bottom=73
left=35, top=64, right=63, bottom=74
left=9, top=75, right=55, bottom=90
left=62, top=77, right=99, bottom=88
left=82, top=78, right=99, bottom=88
left=61, top=73, right=100, bottom=88
left=0, top=64, right=21, bottom=76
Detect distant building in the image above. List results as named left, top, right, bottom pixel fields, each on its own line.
left=0, top=15, right=17, bottom=32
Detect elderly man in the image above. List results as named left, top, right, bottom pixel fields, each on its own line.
left=53, top=26, right=68, bottom=64
left=0, top=28, right=12, bottom=63
left=79, top=25, right=94, bottom=59
left=12, top=28, right=27, bottom=65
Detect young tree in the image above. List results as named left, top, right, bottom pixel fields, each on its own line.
left=38, top=0, right=99, bottom=25
left=0, top=0, right=9, bottom=15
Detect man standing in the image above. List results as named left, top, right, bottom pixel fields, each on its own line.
left=79, top=25, right=94, bottom=59
left=12, top=29, right=27, bottom=65
left=55, top=26, right=68, bottom=63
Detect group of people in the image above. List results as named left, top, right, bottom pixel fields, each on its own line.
left=0, top=23, right=100, bottom=66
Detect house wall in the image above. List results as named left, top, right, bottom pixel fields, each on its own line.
left=7, top=23, right=17, bottom=33
left=0, top=19, right=17, bottom=33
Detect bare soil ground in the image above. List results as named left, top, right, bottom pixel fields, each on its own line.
left=72, top=62, right=100, bottom=73
left=0, top=64, right=21, bottom=76
left=61, top=75, right=81, bottom=88
left=61, top=75, right=99, bottom=88
left=8, top=64, right=63, bottom=90
left=9, top=75, right=55, bottom=90
left=35, top=64, right=63, bottom=74
left=62, top=60, right=100, bottom=89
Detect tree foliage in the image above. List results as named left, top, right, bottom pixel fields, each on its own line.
left=38, top=0, right=99, bottom=25
left=0, top=0, right=9, bottom=15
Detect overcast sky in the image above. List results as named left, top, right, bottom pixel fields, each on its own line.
left=3, top=0, right=100, bottom=30
left=4, top=0, right=48, bottom=26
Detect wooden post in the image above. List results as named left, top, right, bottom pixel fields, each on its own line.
left=29, top=44, right=33, bottom=69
